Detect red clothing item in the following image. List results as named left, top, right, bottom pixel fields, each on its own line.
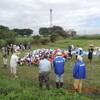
left=62, top=53, right=67, bottom=57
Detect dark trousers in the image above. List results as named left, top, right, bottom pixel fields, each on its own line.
left=39, top=72, right=50, bottom=89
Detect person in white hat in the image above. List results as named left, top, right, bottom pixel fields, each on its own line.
left=88, top=45, right=94, bottom=64
left=73, top=56, right=87, bottom=93
left=53, top=52, right=65, bottom=88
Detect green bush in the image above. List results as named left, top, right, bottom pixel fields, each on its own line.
left=32, top=35, right=41, bottom=45
left=41, top=38, right=49, bottom=45
left=50, top=33, right=60, bottom=43
left=0, top=39, right=7, bottom=48
left=15, top=37, right=34, bottom=45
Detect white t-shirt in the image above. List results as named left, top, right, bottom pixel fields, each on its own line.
left=10, top=54, right=18, bottom=67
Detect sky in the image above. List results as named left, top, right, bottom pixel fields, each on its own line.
left=0, top=0, right=100, bottom=35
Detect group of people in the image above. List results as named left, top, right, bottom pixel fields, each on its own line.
left=38, top=51, right=86, bottom=93
left=2, top=43, right=100, bottom=93
left=19, top=48, right=69, bottom=66
left=2, top=42, right=31, bottom=55
left=2, top=42, right=31, bottom=69
left=74, top=44, right=94, bottom=64
left=8, top=48, right=87, bottom=93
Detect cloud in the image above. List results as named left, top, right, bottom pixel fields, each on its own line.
left=0, top=0, right=100, bottom=35
left=37, top=0, right=67, bottom=4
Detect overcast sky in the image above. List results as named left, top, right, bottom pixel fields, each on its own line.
left=0, top=0, right=100, bottom=35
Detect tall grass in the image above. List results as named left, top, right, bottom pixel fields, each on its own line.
left=0, top=74, right=92, bottom=100
left=73, top=35, right=100, bottom=40
left=48, top=39, right=100, bottom=50
left=15, top=37, right=34, bottom=44
left=0, top=37, right=34, bottom=48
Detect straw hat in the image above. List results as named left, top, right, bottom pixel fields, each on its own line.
left=89, top=44, right=94, bottom=47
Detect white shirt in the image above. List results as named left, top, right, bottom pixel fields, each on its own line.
left=10, top=54, right=18, bottom=67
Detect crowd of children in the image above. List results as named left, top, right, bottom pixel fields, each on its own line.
left=19, top=48, right=69, bottom=66
left=2, top=43, right=100, bottom=69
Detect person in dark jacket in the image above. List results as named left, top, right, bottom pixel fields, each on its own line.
left=53, top=52, right=65, bottom=88
left=88, top=44, right=94, bottom=64
left=73, top=56, right=87, bottom=93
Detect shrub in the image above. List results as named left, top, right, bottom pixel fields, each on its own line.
left=15, top=37, right=34, bottom=45
left=32, top=35, right=41, bottom=45
left=0, top=40, right=7, bottom=48
left=50, top=33, right=60, bottom=43
left=3, top=31, right=17, bottom=44
left=41, top=38, right=49, bottom=45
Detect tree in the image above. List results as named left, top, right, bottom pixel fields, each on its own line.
left=39, top=25, right=76, bottom=38
left=71, top=30, right=76, bottom=37
left=32, top=35, right=41, bottom=44
left=39, top=27, right=49, bottom=36
left=39, top=26, right=69, bottom=38
left=0, top=25, right=9, bottom=31
left=0, top=25, right=9, bottom=39
left=48, top=26, right=63, bottom=35
left=0, top=25, right=17, bottom=44
left=56, top=30, right=69, bottom=38
left=39, top=26, right=63, bottom=36
left=0, top=30, right=17, bottom=44
left=50, top=33, right=60, bottom=42
left=12, top=28, right=33, bottom=36
left=5, top=30, right=17, bottom=44
left=67, top=29, right=76, bottom=37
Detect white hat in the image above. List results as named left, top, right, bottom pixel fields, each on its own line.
left=79, top=48, right=82, bottom=50
left=77, top=56, right=82, bottom=61
left=56, top=52, right=62, bottom=56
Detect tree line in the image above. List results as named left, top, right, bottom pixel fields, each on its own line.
left=39, top=26, right=76, bottom=38
left=0, top=25, right=76, bottom=45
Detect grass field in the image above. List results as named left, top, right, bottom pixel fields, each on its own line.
left=0, top=39, right=100, bottom=100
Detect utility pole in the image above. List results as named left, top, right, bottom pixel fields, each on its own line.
left=50, top=9, right=52, bottom=27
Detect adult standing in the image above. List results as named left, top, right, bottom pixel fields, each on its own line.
left=7, top=45, right=10, bottom=55
left=98, top=47, right=100, bottom=62
left=53, top=52, right=65, bottom=88
left=27, top=42, right=31, bottom=50
left=73, top=56, right=87, bottom=93
left=2, top=47, right=8, bottom=69
left=10, top=51, right=20, bottom=78
left=88, top=44, right=94, bottom=64
left=39, top=55, right=51, bottom=90
left=24, top=42, right=27, bottom=50
left=68, top=43, right=72, bottom=53
left=3, top=52, right=8, bottom=69
left=10, top=44, right=15, bottom=54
